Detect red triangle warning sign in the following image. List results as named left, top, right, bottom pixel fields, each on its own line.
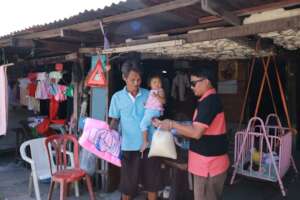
left=85, top=59, right=107, bottom=87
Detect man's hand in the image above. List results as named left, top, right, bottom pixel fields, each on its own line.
left=110, top=118, right=119, bottom=131
left=140, top=140, right=149, bottom=153
left=152, top=118, right=172, bottom=130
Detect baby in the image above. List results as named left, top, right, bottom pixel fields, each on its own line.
left=140, top=75, right=166, bottom=154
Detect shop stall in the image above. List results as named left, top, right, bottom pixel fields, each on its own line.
left=1, top=0, right=300, bottom=199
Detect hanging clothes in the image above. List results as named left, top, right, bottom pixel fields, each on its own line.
left=49, top=71, right=62, bottom=83
left=35, top=72, right=50, bottom=100
left=49, top=96, right=59, bottom=121
left=0, top=66, right=8, bottom=135
left=27, top=96, right=40, bottom=113
left=49, top=83, right=58, bottom=96
left=66, top=85, right=74, bottom=97
left=18, top=78, right=30, bottom=106
left=49, top=96, right=65, bottom=125
left=28, top=72, right=37, bottom=81
left=54, top=85, right=67, bottom=102
left=35, top=80, right=50, bottom=99
left=171, top=71, right=190, bottom=101
left=27, top=81, right=40, bottom=113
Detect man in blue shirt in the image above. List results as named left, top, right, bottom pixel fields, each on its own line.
left=109, top=60, right=162, bottom=200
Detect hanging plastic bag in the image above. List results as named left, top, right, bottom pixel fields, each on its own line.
left=148, top=128, right=177, bottom=159
left=100, top=54, right=111, bottom=72
left=80, top=148, right=97, bottom=176
left=79, top=118, right=122, bottom=167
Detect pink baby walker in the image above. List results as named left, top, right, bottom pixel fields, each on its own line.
left=230, top=114, right=298, bottom=196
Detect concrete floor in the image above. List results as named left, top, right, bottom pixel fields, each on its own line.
left=1, top=150, right=300, bottom=200
left=0, top=107, right=142, bottom=200
left=0, top=153, right=124, bottom=200
left=1, top=107, right=300, bottom=200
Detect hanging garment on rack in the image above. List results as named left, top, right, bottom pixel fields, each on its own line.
left=18, top=77, right=30, bottom=88
left=171, top=72, right=190, bottom=101
left=0, top=66, right=8, bottom=135
left=49, top=96, right=59, bottom=121
left=54, top=85, right=67, bottom=102
left=28, top=72, right=37, bottom=81
left=35, top=72, right=50, bottom=99
left=27, top=96, right=40, bottom=113
left=66, top=85, right=74, bottom=97
left=36, top=72, right=47, bottom=81
left=48, top=96, right=65, bottom=125
left=49, top=71, right=62, bottom=83
left=27, top=81, right=40, bottom=112
left=49, top=83, right=58, bottom=96
left=18, top=78, right=30, bottom=106
left=35, top=80, right=50, bottom=99
left=28, top=82, right=37, bottom=97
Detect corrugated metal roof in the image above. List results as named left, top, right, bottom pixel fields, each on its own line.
left=1, top=0, right=285, bottom=39
left=2, top=0, right=300, bottom=61
left=0, top=0, right=137, bottom=38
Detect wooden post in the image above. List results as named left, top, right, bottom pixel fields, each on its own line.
left=286, top=59, right=298, bottom=151
left=72, top=55, right=85, bottom=136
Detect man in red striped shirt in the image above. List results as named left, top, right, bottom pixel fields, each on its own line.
left=153, top=67, right=229, bottom=200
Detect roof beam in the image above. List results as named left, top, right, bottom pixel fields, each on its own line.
left=231, top=37, right=274, bottom=51
left=9, top=38, right=35, bottom=48
left=36, top=40, right=80, bottom=53
left=79, top=15, right=300, bottom=54
left=60, top=29, right=101, bottom=42
left=199, top=0, right=269, bottom=53
left=0, top=38, right=35, bottom=48
left=200, top=0, right=241, bottom=26
left=199, top=0, right=300, bottom=24
left=186, top=15, right=300, bottom=43
left=15, top=52, right=78, bottom=66
left=80, top=39, right=185, bottom=54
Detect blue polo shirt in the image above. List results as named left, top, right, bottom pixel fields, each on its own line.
left=109, top=87, right=152, bottom=151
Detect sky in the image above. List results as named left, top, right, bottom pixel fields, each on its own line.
left=0, top=0, right=124, bottom=37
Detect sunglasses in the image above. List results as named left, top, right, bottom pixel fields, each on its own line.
left=190, top=78, right=206, bottom=87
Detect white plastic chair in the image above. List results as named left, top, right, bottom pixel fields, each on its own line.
left=20, top=137, right=79, bottom=200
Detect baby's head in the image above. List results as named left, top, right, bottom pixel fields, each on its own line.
left=148, top=75, right=162, bottom=90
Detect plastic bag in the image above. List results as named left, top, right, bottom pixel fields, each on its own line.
left=80, top=148, right=97, bottom=176
left=148, top=129, right=177, bottom=159
left=79, top=118, right=121, bottom=167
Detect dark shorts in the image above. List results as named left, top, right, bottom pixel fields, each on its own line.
left=119, top=149, right=163, bottom=196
